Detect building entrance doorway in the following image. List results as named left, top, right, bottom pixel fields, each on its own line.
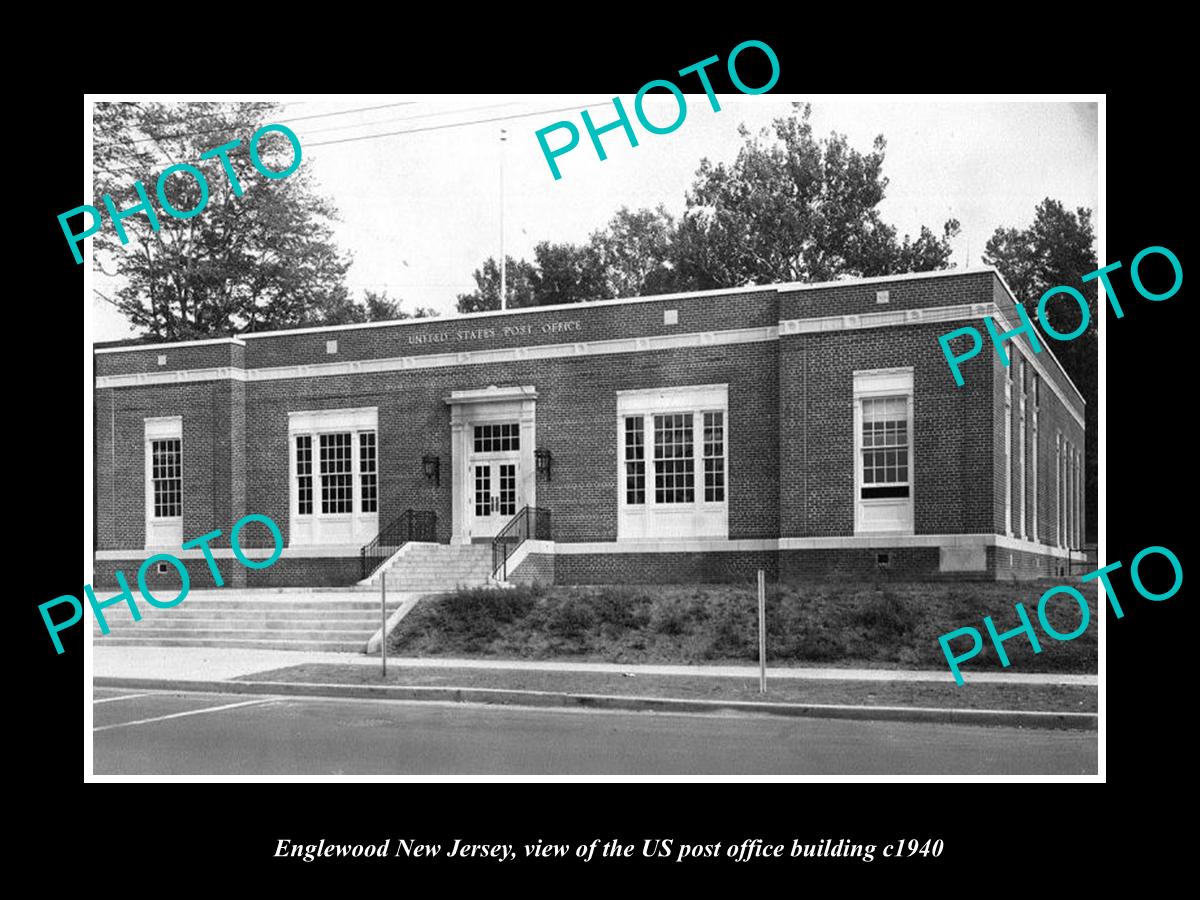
left=468, top=423, right=523, bottom=539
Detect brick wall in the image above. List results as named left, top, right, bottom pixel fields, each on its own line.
left=243, top=341, right=779, bottom=546
left=509, top=552, right=556, bottom=585
left=555, top=551, right=778, bottom=584
left=778, top=322, right=994, bottom=537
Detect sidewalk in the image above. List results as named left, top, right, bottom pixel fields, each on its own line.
left=93, top=645, right=1096, bottom=686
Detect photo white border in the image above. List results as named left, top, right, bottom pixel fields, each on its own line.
left=83, top=92, right=1106, bottom=785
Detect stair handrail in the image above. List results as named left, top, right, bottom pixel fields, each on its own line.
left=491, top=506, right=551, bottom=581
left=360, top=509, right=437, bottom=580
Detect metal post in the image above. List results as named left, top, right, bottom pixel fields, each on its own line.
left=381, top=571, right=387, bottom=678
left=757, top=569, right=766, bottom=694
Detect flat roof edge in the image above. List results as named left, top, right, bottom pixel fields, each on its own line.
left=92, top=267, right=999, bottom=353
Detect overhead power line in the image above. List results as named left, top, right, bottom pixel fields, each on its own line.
left=302, top=103, right=608, bottom=149
left=124, top=100, right=417, bottom=146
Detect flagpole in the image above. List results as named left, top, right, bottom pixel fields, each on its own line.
left=500, top=128, right=507, bottom=310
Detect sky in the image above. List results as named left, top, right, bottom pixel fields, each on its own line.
left=90, top=97, right=1099, bottom=341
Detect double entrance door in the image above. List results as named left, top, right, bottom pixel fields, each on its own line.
left=467, top=421, right=523, bottom=539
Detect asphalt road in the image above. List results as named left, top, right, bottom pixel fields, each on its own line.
left=92, top=688, right=1097, bottom=775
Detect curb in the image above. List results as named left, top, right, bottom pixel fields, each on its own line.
left=95, top=676, right=1097, bottom=731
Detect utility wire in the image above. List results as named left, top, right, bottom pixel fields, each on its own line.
left=96, top=102, right=607, bottom=175
left=124, top=100, right=417, bottom=146
left=303, top=103, right=607, bottom=149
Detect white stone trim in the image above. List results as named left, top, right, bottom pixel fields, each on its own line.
left=553, top=539, right=778, bottom=554
left=93, top=267, right=1003, bottom=352
left=95, top=337, right=246, bottom=353
left=92, top=302, right=1085, bottom=429
left=95, top=543, right=363, bottom=561
left=287, top=406, right=378, bottom=432
left=778, top=302, right=994, bottom=335
left=98, top=533, right=1079, bottom=563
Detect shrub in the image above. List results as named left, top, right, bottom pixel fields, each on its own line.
left=544, top=596, right=597, bottom=639
left=843, top=590, right=919, bottom=640
left=593, top=587, right=650, bottom=628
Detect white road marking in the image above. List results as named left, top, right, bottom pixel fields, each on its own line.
left=93, top=698, right=274, bottom=733
left=93, top=693, right=153, bottom=705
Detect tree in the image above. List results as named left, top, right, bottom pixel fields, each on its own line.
left=671, top=103, right=960, bottom=288
left=320, top=290, right=437, bottom=326
left=590, top=206, right=677, bottom=298
left=983, top=198, right=1098, bottom=540
left=455, top=255, right=539, bottom=312
left=532, top=241, right=608, bottom=307
left=93, top=102, right=356, bottom=339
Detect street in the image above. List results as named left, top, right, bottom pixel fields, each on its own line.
left=92, top=688, right=1097, bottom=775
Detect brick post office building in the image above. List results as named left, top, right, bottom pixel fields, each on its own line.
left=93, top=268, right=1087, bottom=590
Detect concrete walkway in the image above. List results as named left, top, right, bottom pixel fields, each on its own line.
left=93, top=645, right=1096, bottom=686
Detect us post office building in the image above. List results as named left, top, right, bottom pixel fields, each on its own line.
left=93, top=268, right=1087, bottom=590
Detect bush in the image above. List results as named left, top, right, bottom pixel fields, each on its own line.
left=543, top=596, right=597, bottom=639
left=842, top=590, right=919, bottom=640
left=593, top=587, right=650, bottom=628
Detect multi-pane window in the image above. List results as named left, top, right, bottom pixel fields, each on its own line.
left=860, top=397, right=909, bottom=498
left=654, top=413, right=695, bottom=504
left=624, top=416, right=646, bottom=504
left=703, top=412, right=725, bottom=502
left=474, top=423, right=519, bottom=453
left=475, top=464, right=491, bottom=516
left=151, top=438, right=182, bottom=517
left=296, top=429, right=377, bottom=517
left=296, top=435, right=313, bottom=515
left=359, top=432, right=377, bottom=513
left=319, top=433, right=353, bottom=514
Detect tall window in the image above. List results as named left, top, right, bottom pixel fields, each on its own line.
left=1004, top=365, right=1013, bottom=535
left=854, top=368, right=914, bottom=534
left=616, top=385, right=728, bottom=540
left=624, top=417, right=645, bottom=504
left=703, top=412, right=725, bottom=502
left=1031, top=375, right=1039, bottom=542
left=319, top=433, right=354, bottom=514
left=1016, top=358, right=1026, bottom=538
left=860, top=397, right=909, bottom=498
left=654, top=413, right=695, bottom=504
left=151, top=439, right=182, bottom=517
left=289, top=407, right=379, bottom=545
left=296, top=435, right=313, bottom=515
left=359, top=432, right=377, bottom=513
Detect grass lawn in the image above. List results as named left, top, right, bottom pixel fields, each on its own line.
left=238, top=663, right=1097, bottom=713
left=387, top=580, right=1098, bottom=676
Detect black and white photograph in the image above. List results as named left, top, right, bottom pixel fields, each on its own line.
left=76, top=91, right=1110, bottom=778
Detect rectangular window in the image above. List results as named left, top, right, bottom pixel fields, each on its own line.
left=473, top=423, right=519, bottom=453
left=319, top=432, right=353, bottom=514
left=359, top=431, right=377, bottom=513
left=624, top=416, right=645, bottom=505
left=703, top=411, right=725, bottom=502
left=654, top=413, right=694, bottom=504
left=860, top=397, right=909, bottom=499
left=151, top=438, right=182, bottom=518
left=296, top=435, right=313, bottom=515
left=475, top=464, right=491, bottom=516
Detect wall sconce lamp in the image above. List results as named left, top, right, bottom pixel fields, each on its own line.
left=535, top=447, right=553, bottom=481
left=422, top=454, right=440, bottom=487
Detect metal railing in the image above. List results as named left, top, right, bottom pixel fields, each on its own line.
left=492, top=506, right=551, bottom=581
left=360, top=509, right=437, bottom=580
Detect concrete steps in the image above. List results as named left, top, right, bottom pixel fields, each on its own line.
left=90, top=590, right=402, bottom=653
left=363, top=543, right=497, bottom=591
